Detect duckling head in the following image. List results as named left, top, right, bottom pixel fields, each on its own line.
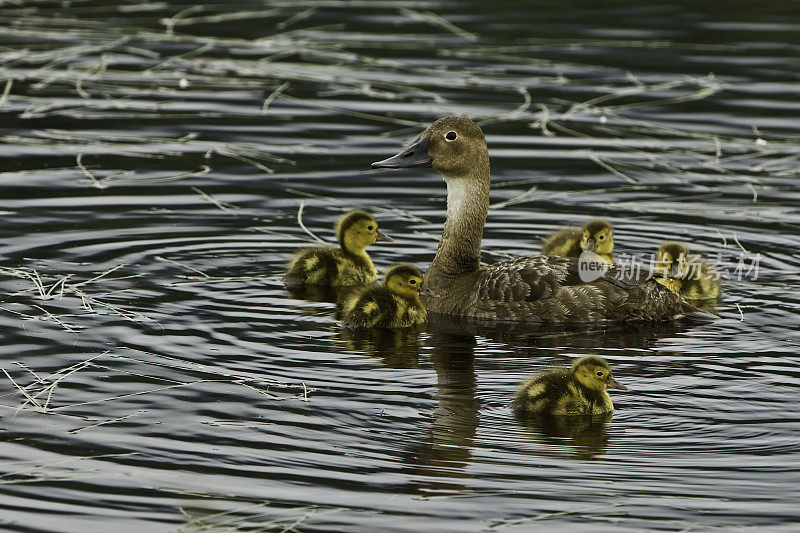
left=336, top=210, right=393, bottom=253
left=385, top=264, right=428, bottom=299
left=572, top=356, right=627, bottom=391
left=655, top=241, right=690, bottom=278
left=580, top=219, right=614, bottom=255
left=372, top=116, right=489, bottom=180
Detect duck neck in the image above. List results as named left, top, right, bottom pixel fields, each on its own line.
left=429, top=169, right=490, bottom=278
left=342, top=241, right=373, bottom=269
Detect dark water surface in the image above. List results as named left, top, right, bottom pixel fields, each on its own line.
left=1, top=0, right=799, bottom=531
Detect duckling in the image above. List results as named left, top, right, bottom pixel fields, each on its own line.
left=654, top=242, right=721, bottom=300
left=284, top=210, right=392, bottom=287
left=542, top=219, right=614, bottom=264
left=512, top=356, right=627, bottom=415
left=342, top=264, right=433, bottom=329
left=372, top=116, right=698, bottom=323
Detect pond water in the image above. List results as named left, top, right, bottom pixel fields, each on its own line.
left=1, top=0, right=799, bottom=531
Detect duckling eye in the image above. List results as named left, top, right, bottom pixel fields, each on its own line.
left=367, top=225, right=374, bottom=231
left=445, top=131, right=457, bottom=141
left=409, top=279, right=417, bottom=285
left=596, top=371, right=603, bottom=377
left=598, top=234, right=605, bottom=240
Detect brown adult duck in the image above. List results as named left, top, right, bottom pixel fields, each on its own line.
left=371, top=116, right=698, bottom=323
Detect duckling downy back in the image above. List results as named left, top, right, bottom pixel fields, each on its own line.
left=284, top=210, right=392, bottom=287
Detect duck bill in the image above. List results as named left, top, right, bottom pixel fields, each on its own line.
left=375, top=230, right=393, bottom=242
left=422, top=287, right=438, bottom=297
left=671, top=263, right=683, bottom=278
left=583, top=238, right=597, bottom=253
left=607, top=377, right=627, bottom=391
left=371, top=136, right=432, bottom=169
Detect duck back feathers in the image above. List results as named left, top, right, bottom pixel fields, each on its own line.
left=423, top=254, right=692, bottom=323
left=284, top=246, right=340, bottom=287
left=342, top=285, right=400, bottom=329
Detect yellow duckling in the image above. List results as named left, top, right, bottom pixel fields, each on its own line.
left=512, top=356, right=627, bottom=415
left=654, top=242, right=721, bottom=300
left=342, top=265, right=434, bottom=329
left=542, top=219, right=615, bottom=264
left=284, top=210, right=392, bottom=287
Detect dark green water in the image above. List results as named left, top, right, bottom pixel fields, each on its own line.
left=1, top=1, right=799, bottom=531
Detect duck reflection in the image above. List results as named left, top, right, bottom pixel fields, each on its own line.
left=337, top=326, right=423, bottom=368
left=331, top=310, right=706, bottom=491
left=427, top=312, right=703, bottom=350
left=290, top=281, right=706, bottom=485
left=407, top=329, right=479, bottom=495
left=515, top=413, right=612, bottom=461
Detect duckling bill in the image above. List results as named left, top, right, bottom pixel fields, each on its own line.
left=513, top=356, right=626, bottom=416
left=543, top=219, right=615, bottom=264
left=655, top=242, right=721, bottom=300
left=284, top=210, right=392, bottom=287
left=342, top=264, right=433, bottom=329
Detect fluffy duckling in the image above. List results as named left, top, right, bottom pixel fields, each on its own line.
left=342, top=265, right=434, bottom=329
left=512, top=356, right=627, bottom=416
left=654, top=242, right=721, bottom=300
left=542, top=219, right=615, bottom=264
left=284, top=210, right=392, bottom=287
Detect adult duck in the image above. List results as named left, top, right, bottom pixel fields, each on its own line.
left=371, top=116, right=698, bottom=323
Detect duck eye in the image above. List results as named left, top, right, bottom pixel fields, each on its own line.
left=409, top=279, right=417, bottom=285
left=596, top=371, right=603, bottom=377
left=445, top=131, right=457, bottom=141
left=598, top=235, right=605, bottom=240
left=367, top=225, right=373, bottom=230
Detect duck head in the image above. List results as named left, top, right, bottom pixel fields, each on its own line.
left=580, top=219, right=614, bottom=255
left=385, top=264, right=436, bottom=299
left=336, top=210, right=393, bottom=253
left=572, top=356, right=627, bottom=391
left=655, top=241, right=690, bottom=279
left=371, top=116, right=489, bottom=180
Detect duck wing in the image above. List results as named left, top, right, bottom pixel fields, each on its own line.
left=476, top=253, right=660, bottom=301
left=475, top=255, right=577, bottom=302
left=470, top=255, right=701, bottom=323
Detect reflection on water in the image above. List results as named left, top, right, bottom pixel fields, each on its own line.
left=410, top=331, right=479, bottom=496
left=338, top=326, right=423, bottom=368
left=2, top=0, right=800, bottom=530
left=517, top=413, right=613, bottom=461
